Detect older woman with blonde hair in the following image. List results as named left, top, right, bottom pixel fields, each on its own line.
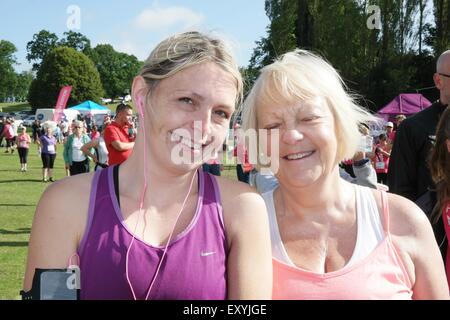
left=242, top=49, right=449, bottom=299
left=63, top=120, right=93, bottom=176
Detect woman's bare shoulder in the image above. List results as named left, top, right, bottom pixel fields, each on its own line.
left=213, top=176, right=268, bottom=234
left=370, top=190, right=431, bottom=237
left=35, top=172, right=96, bottom=237
left=214, top=175, right=262, bottom=205
left=39, top=172, right=95, bottom=204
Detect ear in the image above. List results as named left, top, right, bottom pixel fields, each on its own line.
left=433, top=73, right=443, bottom=90
left=132, top=76, right=147, bottom=118
left=446, top=138, right=450, bottom=153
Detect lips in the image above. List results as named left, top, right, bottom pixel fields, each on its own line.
left=171, top=131, right=212, bottom=150
left=283, top=150, right=315, bottom=161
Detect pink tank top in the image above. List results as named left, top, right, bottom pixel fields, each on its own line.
left=273, top=191, right=413, bottom=300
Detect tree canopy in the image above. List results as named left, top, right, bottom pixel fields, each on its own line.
left=28, top=47, right=104, bottom=109
left=87, top=44, right=143, bottom=100
left=247, top=0, right=449, bottom=111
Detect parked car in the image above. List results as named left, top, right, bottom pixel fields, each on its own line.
left=17, top=111, right=33, bottom=119
left=22, top=115, right=36, bottom=127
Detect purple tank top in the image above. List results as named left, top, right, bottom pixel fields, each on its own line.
left=77, top=166, right=227, bottom=300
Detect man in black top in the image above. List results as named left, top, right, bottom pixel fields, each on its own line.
left=388, top=50, right=450, bottom=258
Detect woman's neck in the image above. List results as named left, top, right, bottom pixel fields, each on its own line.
left=276, top=169, right=354, bottom=221
left=119, top=134, right=199, bottom=207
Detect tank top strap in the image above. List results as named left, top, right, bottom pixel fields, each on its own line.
left=380, top=190, right=390, bottom=235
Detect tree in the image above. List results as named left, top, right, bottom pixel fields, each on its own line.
left=28, top=47, right=104, bottom=110
left=58, top=31, right=91, bottom=53
left=0, top=40, right=18, bottom=101
left=426, top=0, right=450, bottom=55
left=26, top=30, right=58, bottom=71
left=13, top=71, right=34, bottom=102
left=88, top=44, right=143, bottom=100
left=296, top=0, right=317, bottom=49
left=248, top=0, right=442, bottom=111
left=249, top=0, right=298, bottom=71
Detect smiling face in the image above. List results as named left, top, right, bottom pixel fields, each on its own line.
left=257, top=97, right=338, bottom=188
left=139, top=61, right=237, bottom=172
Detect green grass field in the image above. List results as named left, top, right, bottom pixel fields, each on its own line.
left=0, top=130, right=238, bottom=299
left=0, top=102, right=32, bottom=113
left=0, top=140, right=67, bottom=300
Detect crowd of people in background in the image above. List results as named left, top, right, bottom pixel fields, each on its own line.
left=0, top=102, right=445, bottom=192
left=0, top=105, right=140, bottom=182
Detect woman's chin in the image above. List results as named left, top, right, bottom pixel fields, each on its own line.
left=277, top=169, right=320, bottom=188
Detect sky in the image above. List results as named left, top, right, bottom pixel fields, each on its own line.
left=0, top=0, right=270, bottom=73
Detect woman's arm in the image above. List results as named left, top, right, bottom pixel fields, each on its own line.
left=81, top=139, right=99, bottom=163
left=23, top=175, right=92, bottom=292
left=378, top=149, right=391, bottom=157
left=218, top=178, right=273, bottom=299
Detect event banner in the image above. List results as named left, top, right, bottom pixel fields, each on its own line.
left=52, top=86, right=72, bottom=122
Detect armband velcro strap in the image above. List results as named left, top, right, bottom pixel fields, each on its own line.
left=20, top=290, right=34, bottom=300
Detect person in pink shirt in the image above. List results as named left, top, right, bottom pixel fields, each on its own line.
left=242, top=49, right=449, bottom=299
left=385, top=121, right=395, bottom=145
left=16, top=126, right=31, bottom=172
left=2, top=118, right=15, bottom=154
left=430, top=107, right=450, bottom=289
left=90, top=125, right=100, bottom=140
left=373, top=133, right=390, bottom=185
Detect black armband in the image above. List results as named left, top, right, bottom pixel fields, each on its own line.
left=20, top=268, right=80, bottom=300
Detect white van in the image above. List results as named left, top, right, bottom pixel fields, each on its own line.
left=35, top=108, right=80, bottom=124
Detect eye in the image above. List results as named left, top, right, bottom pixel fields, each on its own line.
left=179, top=97, right=193, bottom=105
left=214, top=110, right=230, bottom=119
left=264, top=123, right=280, bottom=130
left=302, top=115, right=319, bottom=122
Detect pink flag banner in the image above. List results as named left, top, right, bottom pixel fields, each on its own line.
left=52, top=86, right=72, bottom=122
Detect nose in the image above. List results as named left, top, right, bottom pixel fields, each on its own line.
left=282, top=128, right=303, bottom=145
left=192, top=109, right=212, bottom=143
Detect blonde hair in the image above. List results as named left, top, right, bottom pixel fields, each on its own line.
left=139, top=31, right=243, bottom=107
left=74, top=120, right=84, bottom=128
left=242, top=49, right=377, bottom=163
left=42, top=121, right=57, bottom=131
